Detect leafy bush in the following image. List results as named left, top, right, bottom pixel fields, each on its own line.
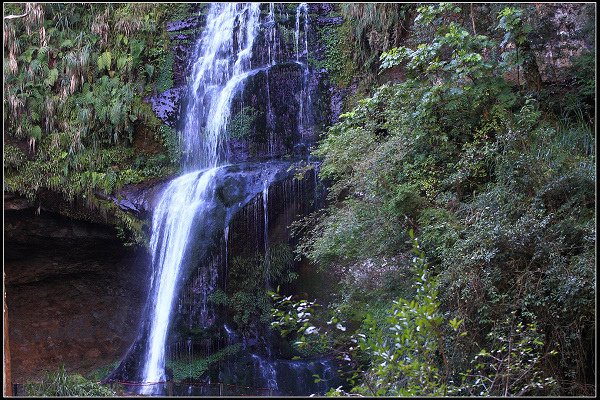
left=295, top=3, right=595, bottom=396
left=351, top=232, right=446, bottom=396
left=167, top=344, right=241, bottom=381
left=227, top=106, right=261, bottom=140
left=3, top=3, right=179, bottom=224
left=25, top=366, right=116, bottom=397
left=455, top=312, right=559, bottom=396
left=225, top=244, right=298, bottom=331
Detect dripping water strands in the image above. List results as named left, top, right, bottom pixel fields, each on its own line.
left=223, top=324, right=238, bottom=346
left=251, top=354, right=279, bottom=391
left=262, top=181, right=270, bottom=285
left=265, top=3, right=277, bottom=156
left=223, top=225, right=229, bottom=291
left=187, top=337, right=193, bottom=384
left=294, top=3, right=311, bottom=146
left=265, top=68, right=276, bottom=156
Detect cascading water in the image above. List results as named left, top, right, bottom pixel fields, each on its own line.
left=265, top=3, right=277, bottom=156
left=294, top=3, right=311, bottom=143
left=262, top=182, right=269, bottom=256
left=110, top=3, right=337, bottom=396
left=223, top=225, right=229, bottom=290
left=181, top=3, right=261, bottom=170
left=140, top=3, right=264, bottom=388
left=141, top=169, right=218, bottom=388
left=252, top=354, right=279, bottom=390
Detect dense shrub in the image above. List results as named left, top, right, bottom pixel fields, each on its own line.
left=291, top=3, right=595, bottom=396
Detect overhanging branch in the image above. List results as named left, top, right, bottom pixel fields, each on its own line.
left=3, top=12, right=28, bottom=20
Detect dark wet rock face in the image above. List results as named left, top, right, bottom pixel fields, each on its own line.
left=107, top=162, right=298, bottom=382
left=147, top=3, right=335, bottom=163
left=108, top=161, right=327, bottom=394
left=166, top=15, right=205, bottom=32
left=226, top=63, right=311, bottom=163
left=146, top=87, right=184, bottom=128
left=4, top=209, right=151, bottom=383
left=529, top=3, right=595, bottom=84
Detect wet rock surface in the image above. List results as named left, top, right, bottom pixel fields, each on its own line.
left=530, top=3, right=595, bottom=84
left=145, top=87, right=184, bottom=128
left=4, top=209, right=151, bottom=384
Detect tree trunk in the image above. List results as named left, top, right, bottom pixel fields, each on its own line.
left=3, top=273, right=13, bottom=397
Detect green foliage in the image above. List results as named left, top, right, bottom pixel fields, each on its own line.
left=3, top=144, right=27, bottom=169
left=338, top=4, right=412, bottom=78
left=351, top=233, right=446, bottom=396
left=497, top=7, right=528, bottom=45
left=114, top=207, right=148, bottom=247
left=227, top=106, right=261, bottom=140
left=155, top=48, right=174, bottom=93
left=45, top=68, right=59, bottom=86
left=167, top=344, right=242, bottom=381
left=3, top=3, right=179, bottom=228
left=157, top=123, right=181, bottom=166
left=86, top=361, right=121, bottom=382
left=297, top=3, right=595, bottom=396
left=97, top=50, right=112, bottom=71
left=270, top=291, right=332, bottom=357
left=313, top=22, right=355, bottom=87
left=226, top=244, right=298, bottom=331
left=455, top=312, right=559, bottom=396
left=571, top=50, right=595, bottom=99
left=25, top=366, right=116, bottom=397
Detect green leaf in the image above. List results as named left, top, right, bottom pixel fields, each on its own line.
left=129, top=39, right=145, bottom=65
left=117, top=56, right=129, bottom=71
left=30, top=125, right=42, bottom=140
left=60, top=39, right=74, bottom=49
left=20, top=47, right=35, bottom=63
left=97, top=51, right=112, bottom=71
left=145, top=63, right=154, bottom=78
left=44, top=68, right=59, bottom=87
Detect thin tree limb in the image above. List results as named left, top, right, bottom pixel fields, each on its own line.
left=4, top=12, right=28, bottom=20
left=470, top=4, right=477, bottom=35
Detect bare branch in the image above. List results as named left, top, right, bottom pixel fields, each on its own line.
left=4, top=12, right=28, bottom=20
left=470, top=4, right=477, bottom=35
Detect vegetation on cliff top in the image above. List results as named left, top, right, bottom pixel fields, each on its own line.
left=3, top=3, right=193, bottom=243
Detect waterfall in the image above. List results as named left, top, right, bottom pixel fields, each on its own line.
left=140, top=3, right=263, bottom=388
left=251, top=354, right=278, bottom=390
left=110, top=3, right=332, bottom=395
left=295, top=3, right=311, bottom=143
left=142, top=168, right=218, bottom=386
left=181, top=3, right=261, bottom=170
left=265, top=3, right=277, bottom=157
left=223, top=225, right=229, bottom=291
left=262, top=181, right=269, bottom=256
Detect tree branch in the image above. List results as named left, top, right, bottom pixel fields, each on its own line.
left=470, top=4, right=477, bottom=35
left=4, top=12, right=28, bottom=20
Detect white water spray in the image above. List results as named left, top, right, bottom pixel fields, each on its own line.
left=295, top=3, right=310, bottom=142
left=141, top=3, right=263, bottom=387
left=142, top=168, right=218, bottom=386
left=182, top=3, right=261, bottom=170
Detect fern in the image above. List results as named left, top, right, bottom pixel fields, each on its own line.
left=97, top=51, right=112, bottom=71
left=44, top=68, right=59, bottom=86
